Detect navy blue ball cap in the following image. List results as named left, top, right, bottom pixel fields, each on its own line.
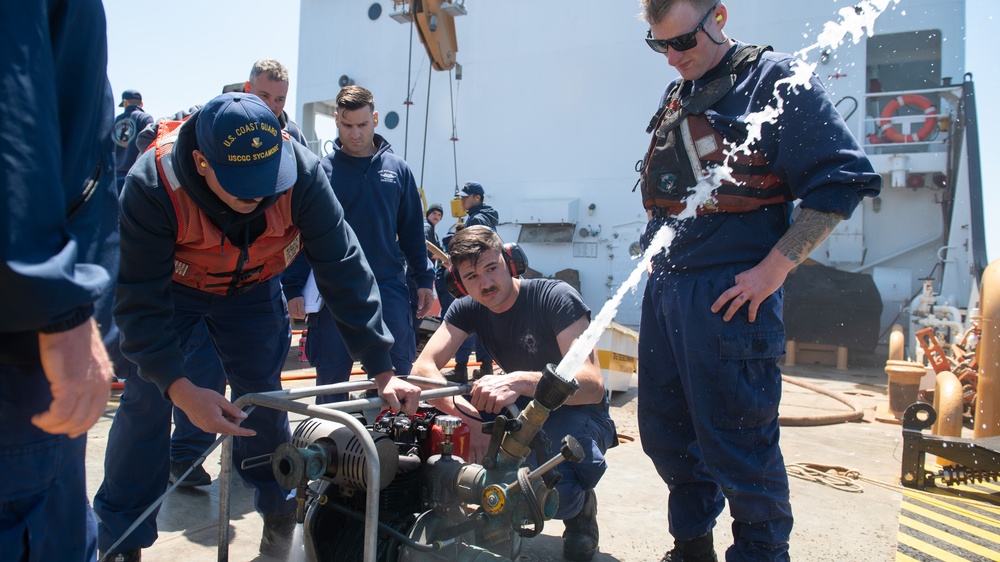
left=195, top=93, right=296, bottom=199
left=119, top=89, right=142, bottom=107
left=460, top=181, right=484, bottom=197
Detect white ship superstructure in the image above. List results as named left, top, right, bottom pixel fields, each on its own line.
left=295, top=0, right=986, bottom=352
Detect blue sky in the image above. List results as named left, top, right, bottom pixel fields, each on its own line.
left=103, top=0, right=997, bottom=262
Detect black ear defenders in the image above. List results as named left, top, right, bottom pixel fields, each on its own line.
left=445, top=243, right=529, bottom=298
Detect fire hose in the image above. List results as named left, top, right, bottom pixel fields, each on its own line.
left=778, top=374, right=865, bottom=426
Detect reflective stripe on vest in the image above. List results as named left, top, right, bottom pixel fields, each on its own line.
left=153, top=121, right=301, bottom=295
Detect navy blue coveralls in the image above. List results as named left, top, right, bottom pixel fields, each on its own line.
left=637, top=43, right=880, bottom=561
left=94, top=110, right=394, bottom=553
left=0, top=1, right=116, bottom=559
left=284, top=134, right=431, bottom=404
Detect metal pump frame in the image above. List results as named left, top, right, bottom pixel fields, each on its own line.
left=218, top=377, right=470, bottom=562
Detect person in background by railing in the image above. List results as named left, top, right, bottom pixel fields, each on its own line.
left=412, top=202, right=446, bottom=340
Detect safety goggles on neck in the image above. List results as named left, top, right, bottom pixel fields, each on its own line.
left=645, top=3, right=719, bottom=53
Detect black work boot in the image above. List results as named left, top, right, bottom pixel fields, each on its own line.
left=477, top=360, right=493, bottom=378
left=451, top=363, right=469, bottom=382
left=563, top=489, right=599, bottom=561
left=260, top=512, right=296, bottom=557
left=660, top=531, right=718, bottom=562
left=99, top=550, right=141, bottom=562
left=169, top=459, right=211, bottom=487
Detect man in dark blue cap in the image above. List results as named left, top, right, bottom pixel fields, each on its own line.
left=113, top=89, right=153, bottom=193
left=94, top=92, right=421, bottom=561
left=458, top=181, right=499, bottom=230
left=448, top=181, right=500, bottom=379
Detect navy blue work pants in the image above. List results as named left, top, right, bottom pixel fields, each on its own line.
left=637, top=265, right=792, bottom=562
left=408, top=272, right=423, bottom=341
left=170, top=320, right=227, bottom=464
left=306, top=277, right=413, bottom=404
left=454, top=334, right=491, bottom=369
left=94, top=279, right=294, bottom=552
left=0, top=159, right=118, bottom=561
left=543, top=406, right=617, bottom=520
left=0, top=365, right=98, bottom=562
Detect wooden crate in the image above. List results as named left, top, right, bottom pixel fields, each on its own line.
left=784, top=340, right=848, bottom=370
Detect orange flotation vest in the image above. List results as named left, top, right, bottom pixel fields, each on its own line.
left=153, top=120, right=301, bottom=296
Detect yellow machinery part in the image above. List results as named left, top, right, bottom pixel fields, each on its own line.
left=412, top=0, right=459, bottom=71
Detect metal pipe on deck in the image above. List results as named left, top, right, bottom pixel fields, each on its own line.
left=974, top=260, right=1000, bottom=438
left=932, top=371, right=964, bottom=437
left=889, top=324, right=906, bottom=361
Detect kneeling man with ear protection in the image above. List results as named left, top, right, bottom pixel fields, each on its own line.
left=411, top=225, right=617, bottom=562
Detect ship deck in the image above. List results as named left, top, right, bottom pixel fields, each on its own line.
left=84, top=337, right=993, bottom=562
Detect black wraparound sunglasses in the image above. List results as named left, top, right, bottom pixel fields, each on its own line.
left=646, top=3, right=719, bottom=53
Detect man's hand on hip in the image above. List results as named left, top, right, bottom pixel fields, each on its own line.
left=711, top=249, right=794, bottom=323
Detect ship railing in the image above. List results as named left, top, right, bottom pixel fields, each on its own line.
left=306, top=138, right=336, bottom=158
left=861, top=85, right=964, bottom=154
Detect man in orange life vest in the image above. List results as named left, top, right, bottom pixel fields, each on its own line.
left=94, top=93, right=421, bottom=561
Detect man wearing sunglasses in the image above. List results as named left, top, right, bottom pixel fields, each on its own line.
left=636, top=1, right=881, bottom=562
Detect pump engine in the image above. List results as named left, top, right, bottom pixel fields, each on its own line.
left=271, top=365, right=584, bottom=562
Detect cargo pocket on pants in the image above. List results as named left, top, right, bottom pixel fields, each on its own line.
left=712, top=331, right=784, bottom=430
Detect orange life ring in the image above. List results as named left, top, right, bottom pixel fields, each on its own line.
left=879, top=94, right=937, bottom=143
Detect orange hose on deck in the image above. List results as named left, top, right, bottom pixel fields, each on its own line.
left=110, top=360, right=481, bottom=390
left=279, top=360, right=477, bottom=382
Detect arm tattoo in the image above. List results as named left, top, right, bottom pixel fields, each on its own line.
left=774, top=208, right=843, bottom=265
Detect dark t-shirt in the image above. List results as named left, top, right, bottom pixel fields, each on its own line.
left=445, top=278, right=588, bottom=373
left=445, top=278, right=610, bottom=415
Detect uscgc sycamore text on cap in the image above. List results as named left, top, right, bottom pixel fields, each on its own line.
left=221, top=121, right=281, bottom=162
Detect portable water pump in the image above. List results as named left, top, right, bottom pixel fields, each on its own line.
left=271, top=365, right=584, bottom=562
